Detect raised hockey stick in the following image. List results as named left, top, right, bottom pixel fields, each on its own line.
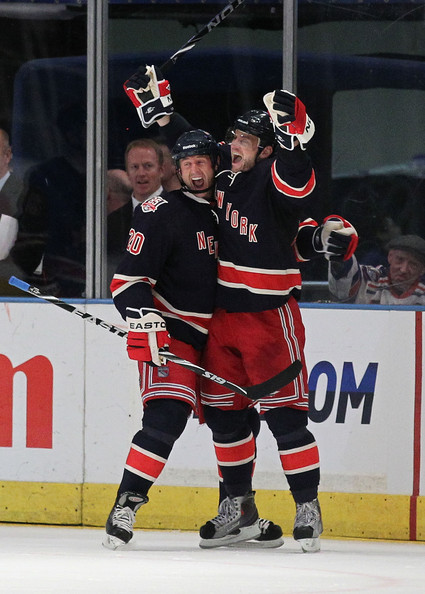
left=9, top=276, right=302, bottom=401
left=160, top=0, right=245, bottom=71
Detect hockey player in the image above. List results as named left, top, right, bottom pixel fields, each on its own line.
left=124, top=67, right=357, bottom=552
left=104, top=129, right=219, bottom=549
left=104, top=129, right=284, bottom=549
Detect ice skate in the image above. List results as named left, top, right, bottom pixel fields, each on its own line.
left=230, top=517, right=284, bottom=549
left=103, top=491, right=148, bottom=550
left=199, top=492, right=261, bottom=548
left=293, top=498, right=323, bottom=553
left=253, top=518, right=284, bottom=548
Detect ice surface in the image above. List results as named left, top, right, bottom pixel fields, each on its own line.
left=1, top=524, right=425, bottom=593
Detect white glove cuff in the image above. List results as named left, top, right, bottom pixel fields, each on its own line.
left=297, top=115, right=315, bottom=150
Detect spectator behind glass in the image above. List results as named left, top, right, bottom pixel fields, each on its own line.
left=107, top=169, right=132, bottom=215
left=107, top=138, right=165, bottom=285
left=328, top=234, right=425, bottom=304
left=11, top=104, right=87, bottom=297
left=156, top=140, right=180, bottom=191
left=0, top=128, right=26, bottom=295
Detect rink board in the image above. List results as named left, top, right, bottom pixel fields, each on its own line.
left=0, top=301, right=423, bottom=540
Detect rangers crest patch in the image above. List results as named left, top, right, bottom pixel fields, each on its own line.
left=157, top=366, right=170, bottom=378
left=141, top=196, right=168, bottom=213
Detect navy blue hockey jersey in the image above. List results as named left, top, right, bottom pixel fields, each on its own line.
left=110, top=190, right=217, bottom=350
left=215, top=144, right=316, bottom=312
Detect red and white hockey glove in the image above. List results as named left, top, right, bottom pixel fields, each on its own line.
left=124, top=65, right=173, bottom=128
left=126, top=307, right=170, bottom=366
left=263, top=89, right=315, bottom=150
left=313, top=215, right=358, bottom=261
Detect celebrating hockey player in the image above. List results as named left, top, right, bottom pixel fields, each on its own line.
left=104, top=130, right=219, bottom=549
left=124, top=65, right=358, bottom=552
left=104, top=129, right=285, bottom=549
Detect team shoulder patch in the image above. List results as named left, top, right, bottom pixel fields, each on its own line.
left=141, top=196, right=168, bottom=213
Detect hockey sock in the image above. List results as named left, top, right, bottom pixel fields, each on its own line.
left=213, top=430, right=255, bottom=498
left=265, top=407, right=320, bottom=503
left=118, top=399, right=191, bottom=495
left=277, top=429, right=320, bottom=503
left=217, top=407, right=260, bottom=503
left=218, top=459, right=257, bottom=503
left=204, top=406, right=255, bottom=498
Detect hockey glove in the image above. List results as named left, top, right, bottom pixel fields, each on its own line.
left=263, top=89, right=315, bottom=150
left=126, top=307, right=170, bottom=366
left=124, top=65, right=173, bottom=128
left=313, top=215, right=358, bottom=261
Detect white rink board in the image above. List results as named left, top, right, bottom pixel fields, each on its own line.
left=83, top=304, right=142, bottom=484
left=303, top=309, right=416, bottom=495
left=0, top=301, right=422, bottom=496
left=0, top=302, right=85, bottom=482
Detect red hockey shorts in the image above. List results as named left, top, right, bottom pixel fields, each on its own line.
left=200, top=297, right=309, bottom=413
left=138, top=337, right=200, bottom=412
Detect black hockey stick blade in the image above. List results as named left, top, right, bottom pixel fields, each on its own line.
left=243, top=360, right=303, bottom=400
left=160, top=0, right=245, bottom=71
left=9, top=276, right=301, bottom=398
left=160, top=351, right=302, bottom=400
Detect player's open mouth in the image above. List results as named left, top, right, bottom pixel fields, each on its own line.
left=232, top=154, right=242, bottom=164
left=191, top=176, right=205, bottom=189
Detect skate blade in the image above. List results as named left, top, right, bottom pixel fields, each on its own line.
left=230, top=536, right=284, bottom=549
left=102, top=534, right=128, bottom=550
left=199, top=524, right=261, bottom=549
left=297, top=537, right=321, bottom=553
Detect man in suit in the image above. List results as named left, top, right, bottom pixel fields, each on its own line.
left=107, top=139, right=167, bottom=285
left=106, top=169, right=132, bottom=215
left=0, top=128, right=25, bottom=295
left=11, top=104, right=87, bottom=297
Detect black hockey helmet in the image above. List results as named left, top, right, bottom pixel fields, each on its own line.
left=172, top=129, right=219, bottom=169
left=231, top=109, right=275, bottom=149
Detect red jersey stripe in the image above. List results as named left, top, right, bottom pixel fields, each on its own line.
left=272, top=162, right=316, bottom=198
left=218, top=260, right=302, bottom=295
left=110, top=274, right=153, bottom=298
left=153, top=292, right=212, bottom=334
left=298, top=218, right=318, bottom=230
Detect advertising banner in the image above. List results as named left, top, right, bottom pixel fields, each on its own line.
left=0, top=302, right=422, bottom=498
